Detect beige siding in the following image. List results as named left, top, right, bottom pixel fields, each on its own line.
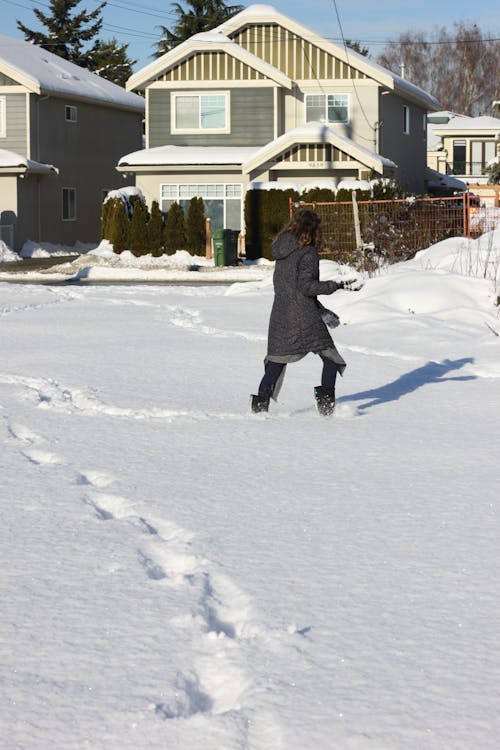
left=231, top=24, right=367, bottom=81
left=159, top=52, right=268, bottom=82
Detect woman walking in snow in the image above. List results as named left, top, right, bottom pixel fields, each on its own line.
left=251, top=208, right=358, bottom=416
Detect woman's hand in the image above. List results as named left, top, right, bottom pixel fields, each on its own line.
left=337, top=278, right=363, bottom=291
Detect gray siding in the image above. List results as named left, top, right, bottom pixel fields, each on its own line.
left=148, top=87, right=274, bottom=147
left=379, top=92, right=427, bottom=194
left=0, top=93, right=27, bottom=156
left=34, top=96, right=143, bottom=244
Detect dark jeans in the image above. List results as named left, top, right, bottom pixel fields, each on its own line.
left=258, top=355, right=338, bottom=399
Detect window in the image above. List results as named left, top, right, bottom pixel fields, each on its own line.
left=452, top=140, right=466, bottom=175
left=403, top=105, right=410, bottom=134
left=65, top=105, right=78, bottom=122
left=160, top=183, right=242, bottom=231
left=471, top=140, right=496, bottom=174
left=172, top=93, right=229, bottom=132
left=305, top=94, right=349, bottom=124
left=62, top=188, right=77, bottom=221
left=0, top=96, right=6, bottom=138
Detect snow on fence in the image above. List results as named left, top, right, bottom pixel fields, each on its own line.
left=292, top=193, right=500, bottom=270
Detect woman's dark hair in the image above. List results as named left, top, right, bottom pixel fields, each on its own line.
left=279, top=208, right=322, bottom=248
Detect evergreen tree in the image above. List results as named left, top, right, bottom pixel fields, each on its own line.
left=163, top=202, right=186, bottom=254
left=17, top=1, right=134, bottom=86
left=345, top=40, right=370, bottom=57
left=186, top=197, right=205, bottom=255
left=87, top=38, right=136, bottom=87
left=154, top=0, right=244, bottom=57
left=107, top=197, right=129, bottom=253
left=100, top=196, right=113, bottom=239
left=148, top=201, right=165, bottom=256
left=128, top=195, right=149, bottom=257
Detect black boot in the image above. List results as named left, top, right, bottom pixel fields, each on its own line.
left=251, top=394, right=270, bottom=414
left=314, top=386, right=335, bottom=416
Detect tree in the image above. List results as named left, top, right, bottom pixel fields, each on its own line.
left=148, top=201, right=165, bottom=256
left=186, top=197, right=205, bottom=254
left=345, top=40, right=369, bottom=57
left=106, top=197, right=129, bottom=253
left=154, top=0, right=244, bottom=57
left=377, top=22, right=500, bottom=116
left=128, top=195, right=150, bottom=257
left=87, top=38, right=136, bottom=88
left=163, top=202, right=186, bottom=254
left=17, top=0, right=134, bottom=86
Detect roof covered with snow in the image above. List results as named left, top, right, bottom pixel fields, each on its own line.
left=119, top=145, right=260, bottom=167
left=242, top=122, right=397, bottom=175
left=0, top=148, right=57, bottom=174
left=0, top=35, right=144, bottom=113
left=432, top=115, right=500, bottom=132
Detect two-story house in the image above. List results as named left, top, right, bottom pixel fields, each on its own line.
left=119, top=4, right=439, bottom=233
left=427, top=111, right=500, bottom=183
left=0, top=34, right=145, bottom=252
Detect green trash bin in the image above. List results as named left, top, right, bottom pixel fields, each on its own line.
left=213, top=229, right=239, bottom=267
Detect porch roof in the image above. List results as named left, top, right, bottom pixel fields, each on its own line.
left=0, top=149, right=58, bottom=175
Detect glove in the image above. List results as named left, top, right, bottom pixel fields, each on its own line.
left=321, top=308, right=340, bottom=329
left=338, top=278, right=363, bottom=291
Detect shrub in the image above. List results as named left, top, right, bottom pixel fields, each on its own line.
left=186, top=196, right=205, bottom=255
left=163, top=202, right=185, bottom=254
left=148, top=201, right=164, bottom=257
left=106, top=196, right=129, bottom=253
left=128, top=195, right=149, bottom=257
left=244, top=188, right=299, bottom=260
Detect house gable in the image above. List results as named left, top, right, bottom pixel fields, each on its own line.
left=127, top=32, right=291, bottom=91
left=230, top=23, right=367, bottom=81
left=243, top=123, right=396, bottom=176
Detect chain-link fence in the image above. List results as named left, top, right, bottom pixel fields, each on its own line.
left=293, top=194, right=500, bottom=271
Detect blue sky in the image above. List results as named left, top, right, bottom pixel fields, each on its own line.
left=0, top=0, right=498, bottom=72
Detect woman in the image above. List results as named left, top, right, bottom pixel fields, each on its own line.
left=251, top=208, right=358, bottom=416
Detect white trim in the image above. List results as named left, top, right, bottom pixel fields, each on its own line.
left=171, top=91, right=230, bottom=134
left=304, top=92, right=350, bottom=125
left=0, top=85, right=26, bottom=93
left=0, top=95, right=6, bottom=138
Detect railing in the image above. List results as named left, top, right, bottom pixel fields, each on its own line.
left=291, top=193, right=499, bottom=270
left=446, top=161, right=490, bottom=176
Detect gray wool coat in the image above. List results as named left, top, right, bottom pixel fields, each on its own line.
left=267, top=231, right=346, bottom=373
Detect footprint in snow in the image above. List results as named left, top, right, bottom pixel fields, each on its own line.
left=21, top=447, right=63, bottom=465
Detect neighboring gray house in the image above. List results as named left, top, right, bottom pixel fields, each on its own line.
left=120, top=3, right=439, bottom=232
left=0, top=34, right=144, bottom=252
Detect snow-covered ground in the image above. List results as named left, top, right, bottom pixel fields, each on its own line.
left=1, top=232, right=499, bottom=749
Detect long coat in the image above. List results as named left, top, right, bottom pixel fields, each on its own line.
left=267, top=231, right=342, bottom=358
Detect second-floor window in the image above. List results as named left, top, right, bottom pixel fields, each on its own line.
left=62, top=188, right=77, bottom=221
left=305, top=94, right=349, bottom=124
left=403, top=105, right=410, bottom=134
left=172, top=93, right=229, bottom=133
left=0, top=96, right=6, bottom=138
left=65, top=105, right=78, bottom=123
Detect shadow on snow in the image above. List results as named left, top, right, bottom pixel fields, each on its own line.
left=340, top=357, right=476, bottom=411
